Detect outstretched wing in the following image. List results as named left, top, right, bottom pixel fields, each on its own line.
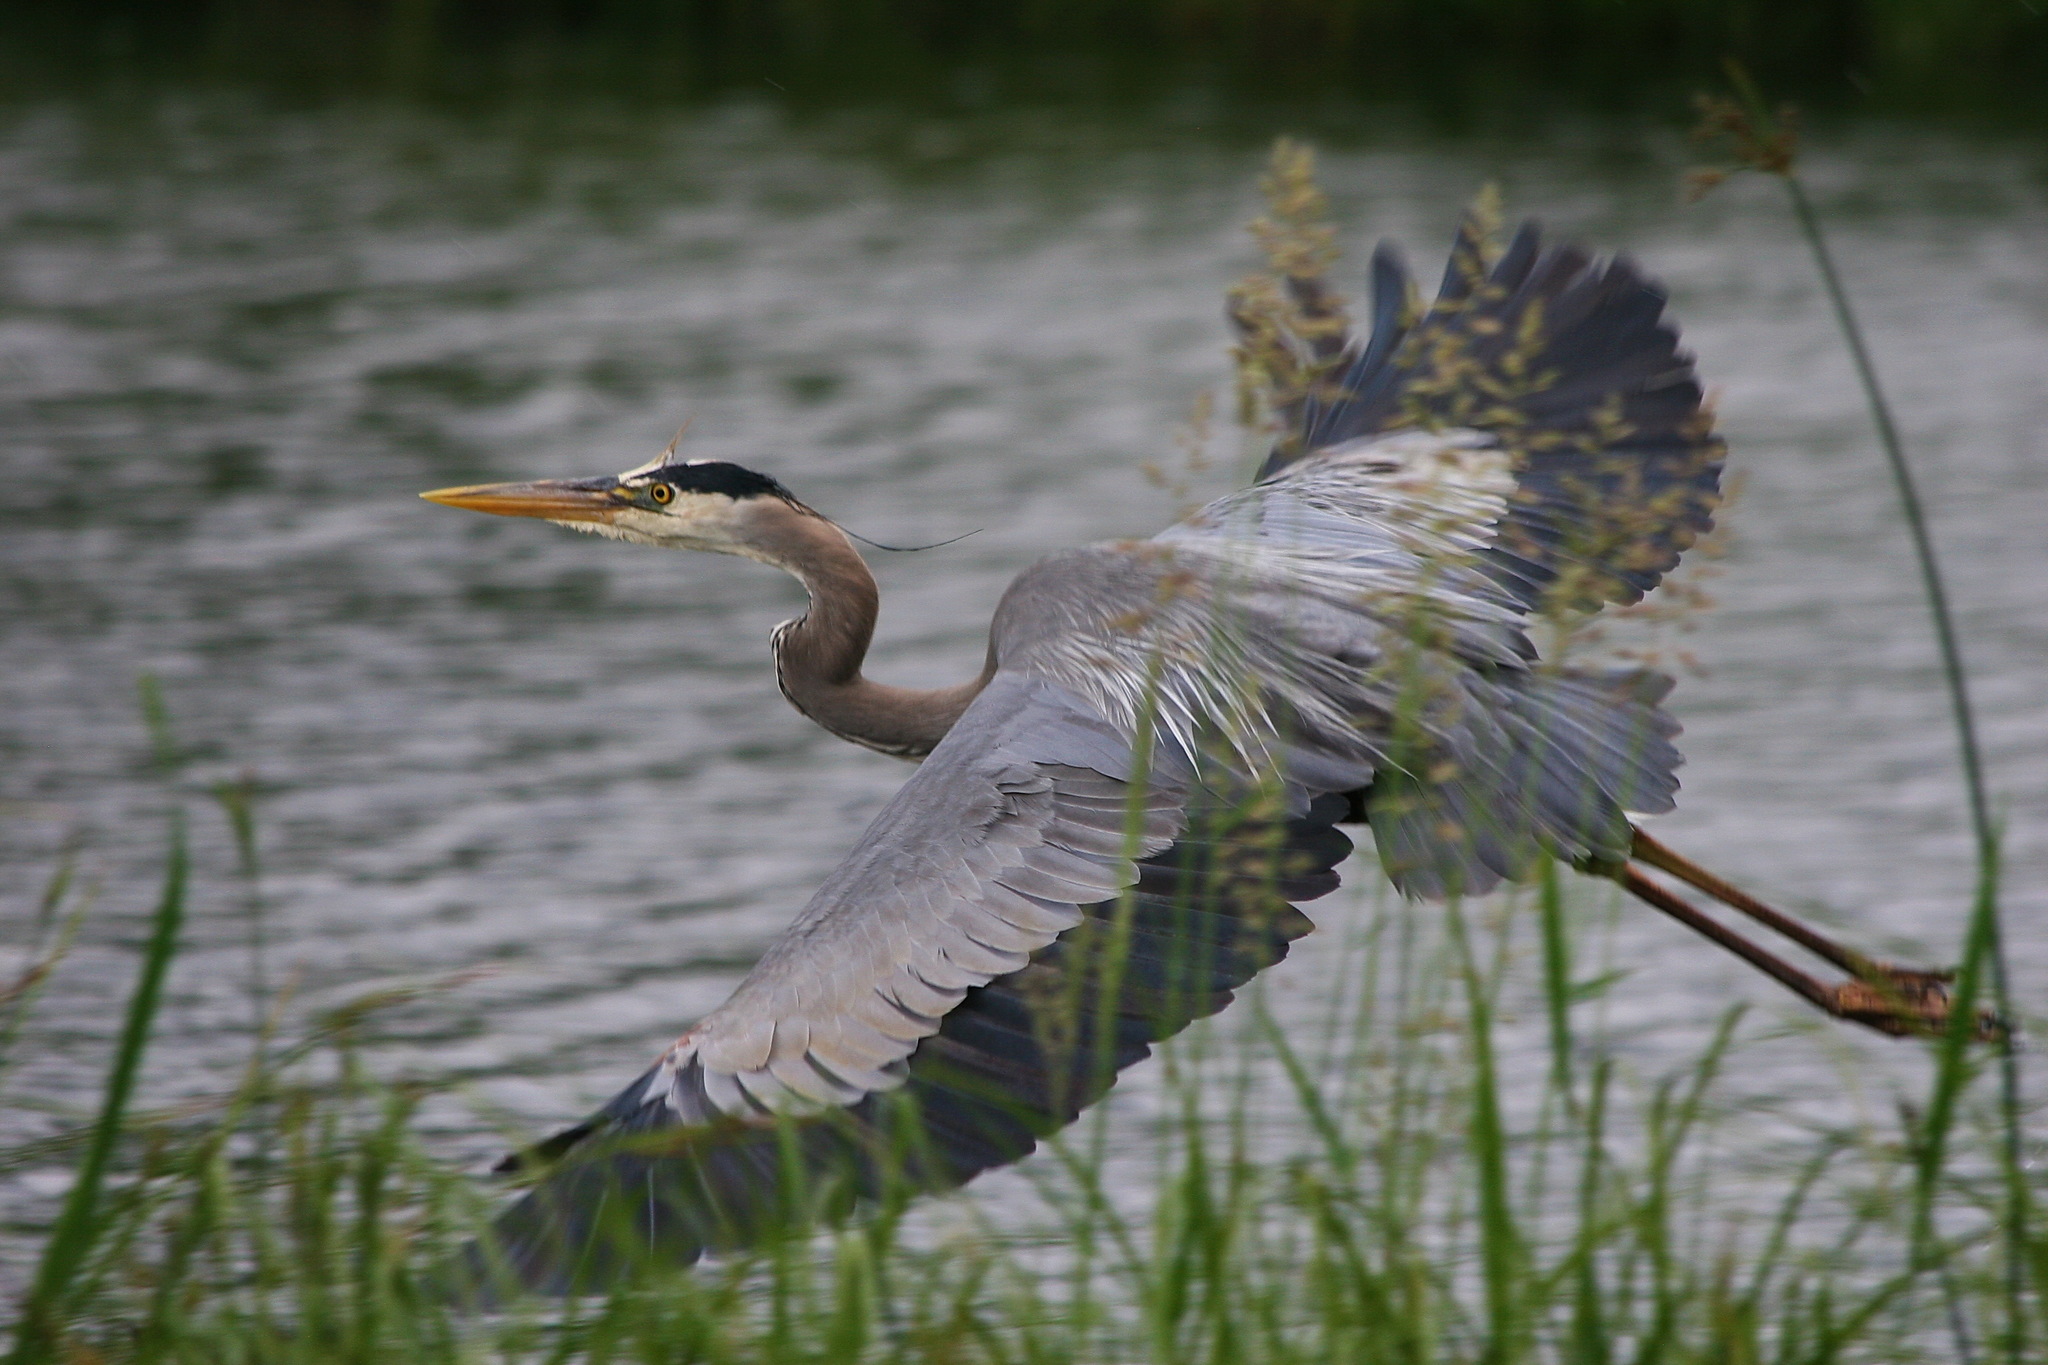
left=458, top=674, right=1351, bottom=1297
left=1249, top=215, right=1723, bottom=614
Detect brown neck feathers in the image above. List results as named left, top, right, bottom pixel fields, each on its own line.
left=745, top=499, right=994, bottom=759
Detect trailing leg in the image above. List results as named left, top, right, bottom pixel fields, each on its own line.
left=1591, top=833, right=2002, bottom=1042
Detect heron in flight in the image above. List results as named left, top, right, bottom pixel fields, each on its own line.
left=423, top=215, right=1969, bottom=1296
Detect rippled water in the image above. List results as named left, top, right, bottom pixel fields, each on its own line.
left=2, top=94, right=2044, bottom=1265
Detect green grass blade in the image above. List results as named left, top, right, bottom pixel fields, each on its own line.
left=1449, top=899, right=1523, bottom=1362
left=9, top=812, right=187, bottom=1365
left=1539, top=859, right=1578, bottom=1113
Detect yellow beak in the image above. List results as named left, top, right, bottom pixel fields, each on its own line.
left=419, top=479, right=625, bottom=525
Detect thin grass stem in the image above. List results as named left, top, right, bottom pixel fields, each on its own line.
left=1700, top=70, right=2027, bottom=1361
left=1781, top=166, right=2029, bottom=1365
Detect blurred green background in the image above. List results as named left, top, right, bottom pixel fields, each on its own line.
left=8, top=0, right=2045, bottom=120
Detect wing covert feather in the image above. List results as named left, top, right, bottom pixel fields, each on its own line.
left=602, top=675, right=1188, bottom=1135
left=459, top=734, right=1351, bottom=1299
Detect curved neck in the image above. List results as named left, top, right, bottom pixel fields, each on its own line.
left=751, top=502, right=994, bottom=759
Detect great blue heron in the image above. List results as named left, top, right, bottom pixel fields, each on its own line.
left=423, top=215, right=1971, bottom=1296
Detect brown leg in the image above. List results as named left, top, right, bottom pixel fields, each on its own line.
left=1612, top=866, right=1986, bottom=1039
left=1630, top=828, right=1876, bottom=976
left=1625, top=828, right=2000, bottom=1040
left=1616, top=867, right=1839, bottom=1018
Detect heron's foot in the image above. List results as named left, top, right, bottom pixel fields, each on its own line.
left=1831, top=965, right=2006, bottom=1043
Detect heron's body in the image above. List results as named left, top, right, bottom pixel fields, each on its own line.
left=422, top=215, right=1957, bottom=1298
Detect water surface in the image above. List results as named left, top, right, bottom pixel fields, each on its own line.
left=2, top=93, right=2044, bottom=1267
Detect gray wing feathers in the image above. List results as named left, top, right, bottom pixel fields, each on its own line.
left=1001, top=441, right=1543, bottom=787
left=1258, top=214, right=1723, bottom=614
left=992, top=424, right=1688, bottom=907
left=637, top=675, right=1184, bottom=1125
left=460, top=792, right=1355, bottom=1299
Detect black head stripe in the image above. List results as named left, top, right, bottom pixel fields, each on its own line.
left=643, top=461, right=792, bottom=501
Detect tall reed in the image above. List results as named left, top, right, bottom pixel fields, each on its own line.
left=1691, top=72, right=2031, bottom=1362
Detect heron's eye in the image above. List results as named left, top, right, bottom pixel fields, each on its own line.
left=648, top=483, right=676, bottom=506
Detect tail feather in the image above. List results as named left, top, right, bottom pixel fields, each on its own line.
left=1368, top=667, right=1681, bottom=898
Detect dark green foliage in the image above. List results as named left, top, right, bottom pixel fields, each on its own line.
left=3, top=0, right=2044, bottom=118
